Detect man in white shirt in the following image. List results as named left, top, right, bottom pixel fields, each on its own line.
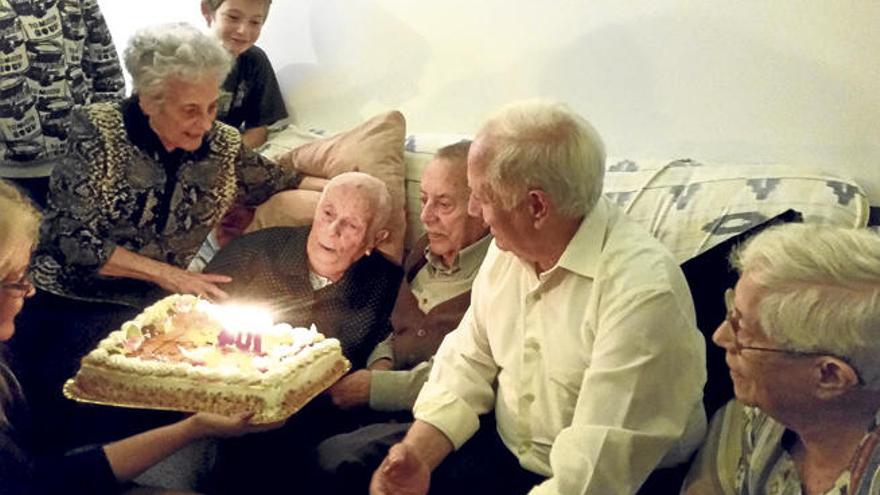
left=370, top=100, right=707, bottom=495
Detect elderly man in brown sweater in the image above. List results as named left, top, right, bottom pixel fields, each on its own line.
left=316, top=140, right=490, bottom=487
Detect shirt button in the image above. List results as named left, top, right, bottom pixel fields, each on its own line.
left=525, top=339, right=540, bottom=352
left=416, top=328, right=426, bottom=337
left=523, top=393, right=535, bottom=403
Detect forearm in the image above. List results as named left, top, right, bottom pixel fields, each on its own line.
left=102, top=416, right=204, bottom=482
left=370, top=361, right=432, bottom=411
left=236, top=147, right=302, bottom=205
left=99, top=246, right=172, bottom=285
left=367, top=334, right=395, bottom=367
left=242, top=126, right=269, bottom=149
left=103, top=246, right=232, bottom=300
left=298, top=176, right=329, bottom=192
left=400, top=420, right=454, bottom=471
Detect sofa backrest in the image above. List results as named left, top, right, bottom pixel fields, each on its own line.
left=404, top=134, right=870, bottom=260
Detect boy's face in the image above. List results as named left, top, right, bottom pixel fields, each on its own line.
left=202, top=0, right=268, bottom=57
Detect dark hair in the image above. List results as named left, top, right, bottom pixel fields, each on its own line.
left=201, top=0, right=272, bottom=14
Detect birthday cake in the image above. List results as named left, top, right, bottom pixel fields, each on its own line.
left=64, top=294, right=350, bottom=423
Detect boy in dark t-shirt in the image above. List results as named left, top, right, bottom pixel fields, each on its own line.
left=201, top=0, right=287, bottom=148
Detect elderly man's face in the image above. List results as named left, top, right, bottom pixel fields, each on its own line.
left=203, top=0, right=267, bottom=57
left=712, top=273, right=814, bottom=413
left=420, top=157, right=486, bottom=267
left=306, top=183, right=377, bottom=281
left=140, top=76, right=220, bottom=152
left=467, top=138, right=535, bottom=263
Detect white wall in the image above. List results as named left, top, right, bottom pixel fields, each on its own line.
left=100, top=0, right=880, bottom=205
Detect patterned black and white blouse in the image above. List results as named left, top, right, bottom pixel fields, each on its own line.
left=30, top=97, right=302, bottom=307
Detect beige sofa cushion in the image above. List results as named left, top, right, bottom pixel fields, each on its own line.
left=251, top=111, right=407, bottom=261
left=248, top=189, right=322, bottom=231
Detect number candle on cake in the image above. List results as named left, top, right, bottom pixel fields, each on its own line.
left=64, top=294, right=350, bottom=422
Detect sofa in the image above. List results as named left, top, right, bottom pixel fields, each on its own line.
left=255, top=111, right=868, bottom=396
left=243, top=110, right=871, bottom=491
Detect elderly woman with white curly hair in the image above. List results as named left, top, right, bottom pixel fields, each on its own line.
left=10, top=23, right=305, bottom=454
left=682, top=223, right=880, bottom=495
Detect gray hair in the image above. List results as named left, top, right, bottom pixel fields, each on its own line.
left=732, top=223, right=880, bottom=388
left=0, top=180, right=40, bottom=280
left=476, top=100, right=605, bottom=219
left=124, top=23, right=232, bottom=101
left=321, top=172, right=392, bottom=238
left=435, top=140, right=472, bottom=166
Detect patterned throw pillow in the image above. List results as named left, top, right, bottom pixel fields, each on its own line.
left=604, top=158, right=870, bottom=262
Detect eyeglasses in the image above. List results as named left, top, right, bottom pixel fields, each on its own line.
left=724, top=288, right=865, bottom=385
left=1, top=273, right=34, bottom=297
left=723, top=288, right=827, bottom=357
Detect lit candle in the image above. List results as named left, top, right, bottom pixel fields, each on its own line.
left=208, top=303, right=273, bottom=354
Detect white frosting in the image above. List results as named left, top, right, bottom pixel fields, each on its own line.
left=73, top=294, right=349, bottom=420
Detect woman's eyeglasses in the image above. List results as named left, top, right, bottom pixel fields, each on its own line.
left=723, top=288, right=825, bottom=357
left=1, top=274, right=34, bottom=297
left=723, top=287, right=864, bottom=384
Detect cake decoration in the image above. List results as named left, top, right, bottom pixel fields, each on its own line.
left=64, top=294, right=350, bottom=422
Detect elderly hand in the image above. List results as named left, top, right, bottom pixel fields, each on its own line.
left=370, top=442, right=431, bottom=495
left=327, top=369, right=371, bottom=409
left=186, top=412, right=285, bottom=440
left=158, top=265, right=231, bottom=301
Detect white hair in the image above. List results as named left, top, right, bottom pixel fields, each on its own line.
left=476, top=99, right=605, bottom=218
left=321, top=172, right=392, bottom=237
left=732, top=223, right=880, bottom=388
left=0, top=180, right=40, bottom=280
left=124, top=23, right=232, bottom=102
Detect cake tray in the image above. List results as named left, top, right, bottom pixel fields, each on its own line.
left=62, top=359, right=349, bottom=424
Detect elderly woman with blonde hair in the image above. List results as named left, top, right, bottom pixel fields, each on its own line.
left=11, top=22, right=306, bottom=454
left=0, top=180, right=281, bottom=495
left=682, top=223, right=880, bottom=495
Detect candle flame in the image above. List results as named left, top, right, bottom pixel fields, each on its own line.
left=202, top=302, right=274, bottom=335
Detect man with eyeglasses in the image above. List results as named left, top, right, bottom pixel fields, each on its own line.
left=682, top=223, right=880, bottom=495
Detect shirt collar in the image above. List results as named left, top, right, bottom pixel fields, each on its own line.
left=308, top=270, right=334, bottom=290
left=554, top=197, right=610, bottom=279
left=122, top=95, right=211, bottom=162
left=423, top=233, right=492, bottom=276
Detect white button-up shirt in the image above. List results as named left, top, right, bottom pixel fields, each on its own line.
left=413, top=198, right=707, bottom=494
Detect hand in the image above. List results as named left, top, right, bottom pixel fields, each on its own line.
left=370, top=443, right=430, bottom=495
left=186, top=412, right=285, bottom=440
left=327, top=369, right=371, bottom=410
left=369, top=358, right=393, bottom=371
left=157, top=266, right=231, bottom=301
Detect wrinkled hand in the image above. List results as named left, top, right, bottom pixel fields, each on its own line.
left=158, top=266, right=231, bottom=301
left=370, top=443, right=430, bottom=495
left=187, top=412, right=285, bottom=440
left=327, top=369, right=371, bottom=409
